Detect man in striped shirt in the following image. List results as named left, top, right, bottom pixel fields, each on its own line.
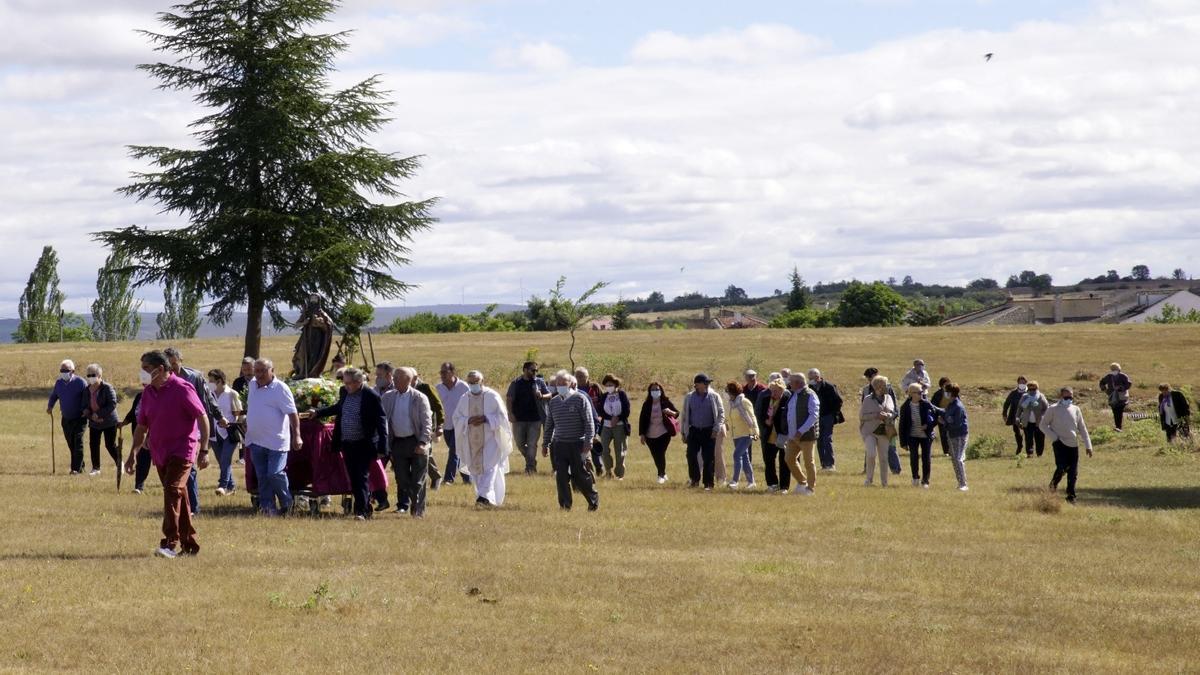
left=543, top=370, right=599, bottom=511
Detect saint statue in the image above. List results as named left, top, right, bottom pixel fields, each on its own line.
left=291, top=294, right=337, bottom=379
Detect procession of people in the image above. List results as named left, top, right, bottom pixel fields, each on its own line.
left=45, top=346, right=1180, bottom=559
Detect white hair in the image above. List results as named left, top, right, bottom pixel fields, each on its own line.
left=574, top=366, right=589, bottom=377
left=343, top=367, right=365, bottom=383
left=395, top=366, right=416, bottom=379
left=789, top=372, right=809, bottom=388
left=85, top=363, right=102, bottom=377
left=254, top=358, right=274, bottom=370
left=466, top=370, right=484, bottom=382
left=568, top=375, right=578, bottom=388
left=767, top=371, right=781, bottom=382
left=808, top=368, right=821, bottom=378
left=554, top=369, right=571, bottom=382
left=60, top=359, right=75, bottom=371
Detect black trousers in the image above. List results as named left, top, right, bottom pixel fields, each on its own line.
left=551, top=440, right=598, bottom=510
left=1111, top=402, right=1126, bottom=430
left=342, top=439, right=374, bottom=517
left=89, top=426, right=120, bottom=471
left=1010, top=423, right=1024, bottom=454
left=685, top=426, right=716, bottom=488
left=936, top=423, right=949, bottom=455
left=646, top=434, right=671, bottom=477
left=134, top=448, right=152, bottom=489
left=761, top=437, right=790, bottom=490
left=906, top=436, right=932, bottom=484
left=1051, top=440, right=1079, bottom=498
left=62, top=417, right=87, bottom=473
left=1023, top=423, right=1046, bottom=457
left=390, top=436, right=428, bottom=516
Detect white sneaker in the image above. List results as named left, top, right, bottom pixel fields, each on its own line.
left=89, top=469, right=101, bottom=477
left=727, top=482, right=739, bottom=490
left=133, top=488, right=143, bottom=495
left=791, top=485, right=808, bottom=495
left=154, top=547, right=177, bottom=559
left=958, top=485, right=970, bottom=492
left=746, top=482, right=758, bottom=490
left=798, top=486, right=814, bottom=496
left=215, top=487, right=227, bottom=496
left=912, top=479, right=921, bottom=487
left=921, top=483, right=930, bottom=489
left=236, top=458, right=245, bottom=465
left=766, top=485, right=780, bottom=493
left=863, top=480, right=872, bottom=486
left=656, top=476, right=667, bottom=484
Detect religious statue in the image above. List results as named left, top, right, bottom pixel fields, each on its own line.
left=291, top=294, right=337, bottom=379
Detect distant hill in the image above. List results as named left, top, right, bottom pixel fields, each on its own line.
left=0, top=304, right=525, bottom=344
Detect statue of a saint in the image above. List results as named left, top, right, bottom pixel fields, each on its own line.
left=291, top=294, right=336, bottom=379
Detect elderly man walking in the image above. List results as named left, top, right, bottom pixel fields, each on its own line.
left=383, top=367, right=433, bottom=518
left=245, top=358, right=301, bottom=516
left=808, top=368, right=843, bottom=472
left=165, top=347, right=226, bottom=515
left=452, top=371, right=513, bottom=507
left=309, top=367, right=387, bottom=520
left=901, top=359, right=932, bottom=399
left=1041, top=386, right=1093, bottom=504
left=681, top=373, right=725, bottom=491
left=784, top=372, right=820, bottom=495
left=124, top=350, right=209, bottom=558
left=437, top=362, right=472, bottom=485
left=543, top=371, right=599, bottom=511
left=47, top=359, right=88, bottom=474
left=507, top=361, right=551, bottom=474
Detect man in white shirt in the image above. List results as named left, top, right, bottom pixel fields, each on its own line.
left=1040, top=386, right=1093, bottom=504
left=382, top=367, right=433, bottom=517
left=437, top=362, right=472, bottom=485
left=452, top=370, right=514, bottom=507
left=245, top=358, right=301, bottom=515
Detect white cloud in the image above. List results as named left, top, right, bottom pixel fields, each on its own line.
left=3, top=1, right=1200, bottom=316
left=492, top=41, right=573, bottom=71
left=630, top=24, right=827, bottom=65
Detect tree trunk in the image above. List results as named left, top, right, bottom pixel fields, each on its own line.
left=244, top=270, right=264, bottom=358
left=568, top=328, right=577, bottom=371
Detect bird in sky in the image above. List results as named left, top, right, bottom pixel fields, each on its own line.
left=984, top=53, right=994, bottom=62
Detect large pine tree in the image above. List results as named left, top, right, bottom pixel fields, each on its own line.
left=14, top=246, right=65, bottom=344
left=96, top=0, right=435, bottom=357
left=91, top=250, right=143, bottom=341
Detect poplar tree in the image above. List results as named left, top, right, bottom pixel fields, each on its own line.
left=96, top=0, right=435, bottom=357
left=91, top=250, right=143, bottom=341
left=14, top=246, right=65, bottom=343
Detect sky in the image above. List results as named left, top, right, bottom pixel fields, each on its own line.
left=2, top=0, right=1199, bottom=315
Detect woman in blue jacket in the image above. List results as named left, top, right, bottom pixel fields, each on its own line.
left=898, top=382, right=943, bottom=488
left=941, top=383, right=970, bottom=492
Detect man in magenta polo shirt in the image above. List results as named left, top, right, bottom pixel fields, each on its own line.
left=124, top=350, right=210, bottom=559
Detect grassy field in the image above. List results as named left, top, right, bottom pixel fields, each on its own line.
left=2, top=325, right=1199, bottom=673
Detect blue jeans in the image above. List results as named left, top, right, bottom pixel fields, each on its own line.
left=212, top=436, right=237, bottom=490
left=443, top=429, right=469, bottom=484
left=249, top=444, right=292, bottom=514
left=817, top=415, right=837, bottom=469
left=186, top=466, right=199, bottom=515
left=731, top=436, right=754, bottom=485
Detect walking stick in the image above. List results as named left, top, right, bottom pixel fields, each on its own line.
left=116, top=425, right=124, bottom=493
left=366, top=331, right=377, bottom=370
left=49, top=411, right=56, bottom=475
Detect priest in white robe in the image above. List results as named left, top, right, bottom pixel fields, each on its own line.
left=452, top=370, right=514, bottom=507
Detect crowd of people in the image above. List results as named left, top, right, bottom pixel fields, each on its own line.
left=45, top=350, right=1189, bottom=559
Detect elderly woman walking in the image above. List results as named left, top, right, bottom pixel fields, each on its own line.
left=1017, top=381, right=1049, bottom=458
left=725, top=382, right=759, bottom=489
left=942, top=383, right=970, bottom=491
left=898, top=382, right=940, bottom=488
left=598, top=374, right=631, bottom=480
left=860, top=375, right=896, bottom=487
left=83, top=364, right=121, bottom=476
left=638, top=382, right=679, bottom=484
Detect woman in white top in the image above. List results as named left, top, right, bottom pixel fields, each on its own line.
left=860, top=375, right=896, bottom=487
left=598, top=374, right=632, bottom=480
left=207, top=368, right=244, bottom=495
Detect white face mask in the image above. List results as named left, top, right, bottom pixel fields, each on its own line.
left=139, top=368, right=153, bottom=386
left=650, top=390, right=662, bottom=399
left=86, top=376, right=99, bottom=385
left=205, top=382, right=217, bottom=393
left=59, top=371, right=72, bottom=382
left=605, top=386, right=616, bottom=394
left=1017, top=384, right=1028, bottom=393
left=468, top=383, right=483, bottom=395
left=556, top=385, right=570, bottom=396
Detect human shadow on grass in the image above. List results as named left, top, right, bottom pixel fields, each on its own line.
left=1074, top=486, right=1200, bottom=510
left=0, top=551, right=145, bottom=562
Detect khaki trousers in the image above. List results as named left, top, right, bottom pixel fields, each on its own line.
left=784, top=437, right=816, bottom=490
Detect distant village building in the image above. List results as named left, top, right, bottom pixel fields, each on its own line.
left=590, top=318, right=614, bottom=331
left=653, top=307, right=768, bottom=330
left=944, top=280, right=1198, bottom=326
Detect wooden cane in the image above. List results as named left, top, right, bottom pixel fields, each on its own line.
left=116, top=425, right=124, bottom=493
left=49, top=411, right=56, bottom=475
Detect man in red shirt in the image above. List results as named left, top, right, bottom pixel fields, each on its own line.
left=124, top=350, right=210, bottom=559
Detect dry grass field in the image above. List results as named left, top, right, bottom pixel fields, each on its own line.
left=2, top=325, right=1199, bottom=673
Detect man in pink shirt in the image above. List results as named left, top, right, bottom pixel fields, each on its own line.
left=124, top=350, right=210, bottom=559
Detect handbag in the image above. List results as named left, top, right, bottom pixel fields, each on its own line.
left=666, top=413, right=681, bottom=438
left=885, top=418, right=898, bottom=439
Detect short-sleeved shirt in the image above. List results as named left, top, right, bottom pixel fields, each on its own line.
left=507, top=376, right=549, bottom=422
left=436, top=379, right=471, bottom=431
left=137, top=373, right=205, bottom=467
left=245, top=377, right=298, bottom=452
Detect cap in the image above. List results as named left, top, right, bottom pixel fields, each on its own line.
left=693, top=373, right=712, bottom=385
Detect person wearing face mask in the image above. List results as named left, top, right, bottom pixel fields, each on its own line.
left=901, top=359, right=932, bottom=399
left=164, top=347, right=226, bottom=516
left=1001, top=377, right=1029, bottom=456
left=757, top=376, right=791, bottom=492
left=124, top=350, right=210, bottom=558
left=1039, top=386, right=1093, bottom=504
left=575, top=367, right=605, bottom=475
left=452, top=370, right=513, bottom=508
left=725, top=381, right=759, bottom=490
left=47, top=359, right=88, bottom=474
left=941, top=383, right=970, bottom=492
left=82, top=364, right=120, bottom=476
left=680, top=373, right=725, bottom=491
left=597, top=374, right=631, bottom=480
left=206, top=369, right=244, bottom=495
left=1157, top=383, right=1191, bottom=443
left=307, top=367, right=388, bottom=519
left=638, top=382, right=679, bottom=484
left=1017, top=381, right=1049, bottom=458
left=542, top=371, right=599, bottom=511
left=930, top=377, right=952, bottom=456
